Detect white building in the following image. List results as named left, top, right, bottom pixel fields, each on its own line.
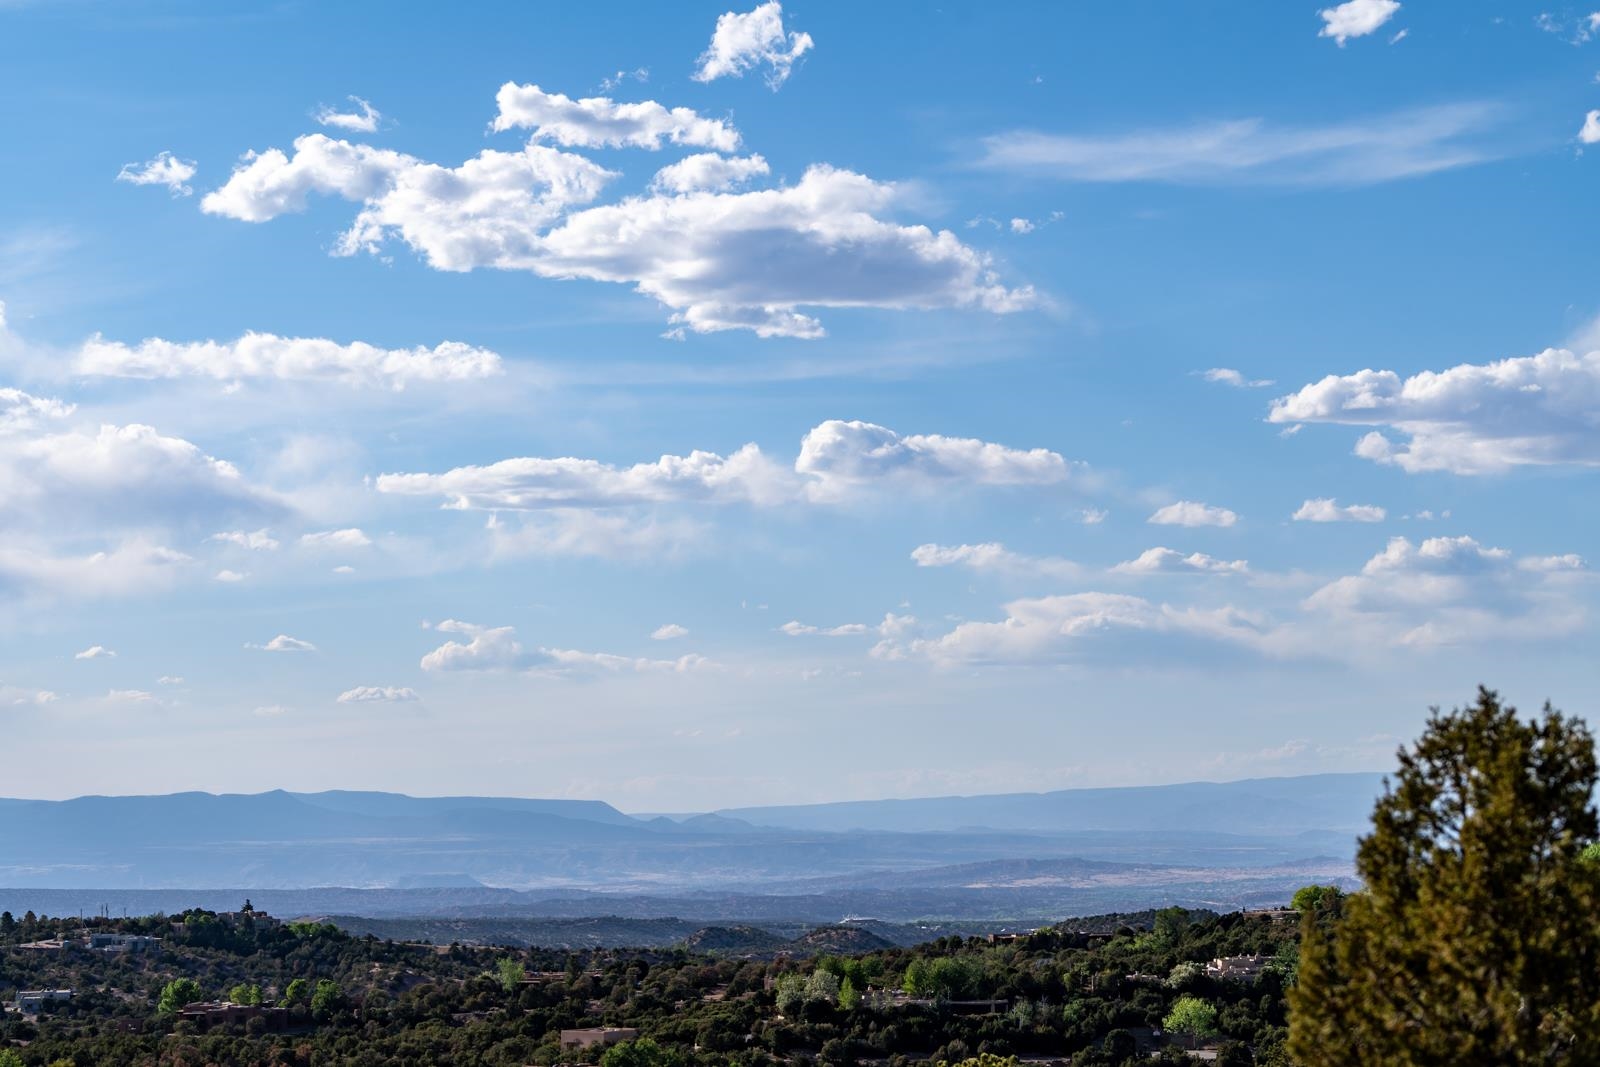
left=1205, top=955, right=1271, bottom=980
left=16, top=989, right=73, bottom=1014
left=88, top=932, right=160, bottom=954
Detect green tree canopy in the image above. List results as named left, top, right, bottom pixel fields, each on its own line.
left=1290, top=884, right=1344, bottom=913
left=599, top=1037, right=685, bottom=1067
left=281, top=976, right=310, bottom=1008
left=496, top=956, right=524, bottom=993
left=1163, top=995, right=1217, bottom=1048
left=310, top=978, right=344, bottom=1020
left=1289, top=687, right=1600, bottom=1064
left=1152, top=906, right=1190, bottom=947
left=157, top=977, right=203, bottom=1014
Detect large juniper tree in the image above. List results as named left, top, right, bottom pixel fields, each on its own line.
left=1289, top=687, right=1600, bottom=1064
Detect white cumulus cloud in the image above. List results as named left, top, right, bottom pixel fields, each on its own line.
left=1148, top=501, right=1238, bottom=527
left=420, top=623, right=707, bottom=676
left=650, top=623, right=689, bottom=640
left=1302, top=535, right=1590, bottom=648
left=794, top=420, right=1072, bottom=500
left=77, top=332, right=502, bottom=390
left=1582, top=110, right=1600, bottom=145
left=1111, top=548, right=1249, bottom=575
left=492, top=83, right=740, bottom=151
left=649, top=153, right=770, bottom=194
left=202, top=96, right=1030, bottom=338
left=1, top=387, right=74, bottom=434
left=1269, top=347, right=1600, bottom=474
left=1292, top=498, right=1386, bottom=523
left=692, top=1, right=814, bottom=89
left=247, top=634, right=317, bottom=653
left=530, top=165, right=1035, bottom=339
left=377, top=419, right=1074, bottom=511
left=0, top=422, right=278, bottom=531
left=210, top=529, right=279, bottom=551
left=75, top=645, right=116, bottom=660
left=379, top=444, right=785, bottom=510
left=897, top=592, right=1270, bottom=666
left=1319, top=0, right=1401, bottom=45
left=778, top=620, right=869, bottom=637
left=115, top=151, right=198, bottom=197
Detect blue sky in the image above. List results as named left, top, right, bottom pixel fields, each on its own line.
left=2, top=0, right=1598, bottom=809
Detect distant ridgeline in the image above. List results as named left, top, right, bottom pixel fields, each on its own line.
left=0, top=775, right=1380, bottom=921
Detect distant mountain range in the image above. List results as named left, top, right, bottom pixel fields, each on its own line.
left=0, top=773, right=1383, bottom=919
left=714, top=774, right=1385, bottom=835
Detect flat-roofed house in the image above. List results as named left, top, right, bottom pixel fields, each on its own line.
left=560, top=1027, right=639, bottom=1050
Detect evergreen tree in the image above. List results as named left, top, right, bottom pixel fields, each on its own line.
left=1289, top=687, right=1600, bottom=1064
left=310, top=979, right=345, bottom=1021
left=282, top=977, right=310, bottom=1008
left=157, top=977, right=203, bottom=1014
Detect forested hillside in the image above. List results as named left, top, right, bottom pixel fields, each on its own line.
left=0, top=903, right=1300, bottom=1066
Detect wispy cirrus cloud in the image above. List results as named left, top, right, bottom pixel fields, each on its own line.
left=337, top=685, right=417, bottom=703
left=976, top=102, right=1505, bottom=188
left=1201, top=368, right=1274, bottom=388
left=297, top=528, right=371, bottom=549
left=314, top=96, right=382, bottom=133
left=910, top=542, right=1080, bottom=580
